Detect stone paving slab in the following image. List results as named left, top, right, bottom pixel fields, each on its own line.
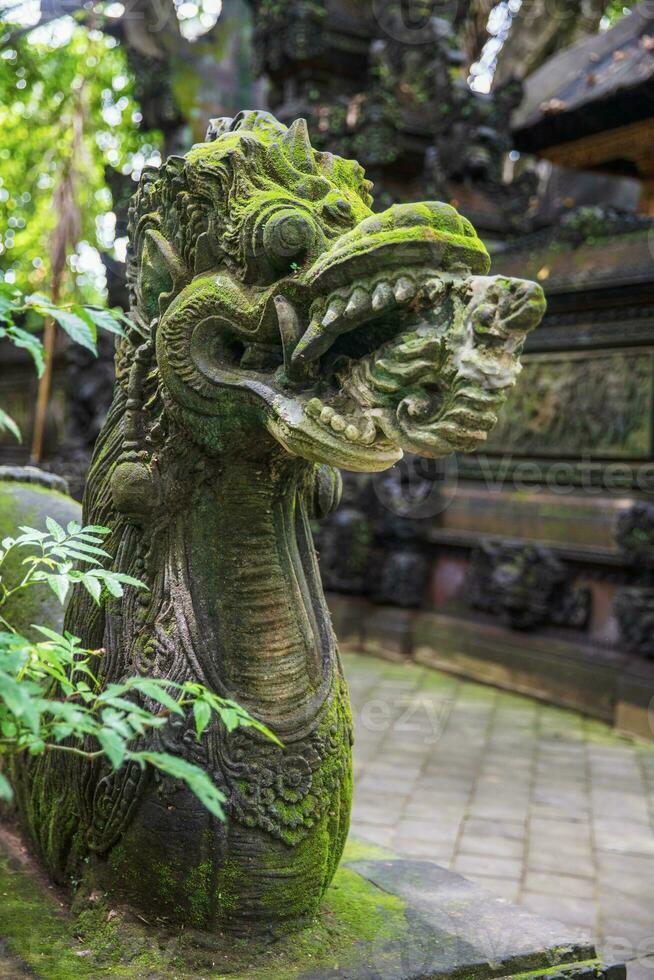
left=344, top=651, right=654, bottom=980
left=345, top=857, right=617, bottom=980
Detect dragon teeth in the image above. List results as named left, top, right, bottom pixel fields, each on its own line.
left=322, top=297, right=345, bottom=328
left=307, top=400, right=357, bottom=441
left=372, top=281, right=393, bottom=312
left=345, top=286, right=369, bottom=318
left=394, top=276, right=416, bottom=303
left=306, top=395, right=378, bottom=447
left=357, top=418, right=377, bottom=445
left=306, top=397, right=323, bottom=419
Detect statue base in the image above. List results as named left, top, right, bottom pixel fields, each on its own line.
left=0, top=827, right=624, bottom=979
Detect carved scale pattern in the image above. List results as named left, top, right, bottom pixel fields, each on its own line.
left=223, top=677, right=352, bottom=845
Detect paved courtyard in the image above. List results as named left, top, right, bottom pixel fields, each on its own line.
left=345, top=650, right=654, bottom=980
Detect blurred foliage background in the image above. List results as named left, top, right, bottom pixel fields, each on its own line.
left=0, top=0, right=634, bottom=309
left=0, top=0, right=254, bottom=308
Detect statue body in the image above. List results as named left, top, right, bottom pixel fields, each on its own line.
left=16, top=111, right=544, bottom=932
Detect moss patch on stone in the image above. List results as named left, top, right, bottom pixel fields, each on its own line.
left=0, top=837, right=409, bottom=979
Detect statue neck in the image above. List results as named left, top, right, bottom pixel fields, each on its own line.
left=181, top=454, right=335, bottom=729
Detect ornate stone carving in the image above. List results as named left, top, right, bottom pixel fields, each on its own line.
left=466, top=541, right=590, bottom=631
left=18, top=111, right=544, bottom=931
left=614, top=502, right=654, bottom=659
left=615, top=502, right=654, bottom=570
left=614, top=588, right=654, bottom=660
left=315, top=460, right=439, bottom=608
left=484, top=349, right=654, bottom=459
left=248, top=0, right=538, bottom=225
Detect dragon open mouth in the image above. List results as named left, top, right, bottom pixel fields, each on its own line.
left=168, top=254, right=545, bottom=472
left=262, top=260, right=545, bottom=470
left=152, top=114, right=545, bottom=473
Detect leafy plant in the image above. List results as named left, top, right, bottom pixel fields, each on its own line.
left=0, top=519, right=144, bottom=623
left=0, top=519, right=279, bottom=817
left=601, top=2, right=632, bottom=28
left=0, top=283, right=279, bottom=822
left=0, top=280, right=136, bottom=441
left=0, top=21, right=160, bottom=303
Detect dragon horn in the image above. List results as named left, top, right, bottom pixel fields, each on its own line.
left=282, top=119, right=317, bottom=174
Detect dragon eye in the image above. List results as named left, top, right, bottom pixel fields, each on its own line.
left=263, top=210, right=315, bottom=269
left=322, top=197, right=353, bottom=224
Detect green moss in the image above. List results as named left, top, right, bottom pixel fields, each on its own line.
left=0, top=838, right=413, bottom=979
left=186, top=859, right=212, bottom=925
left=0, top=852, right=167, bottom=979
left=215, top=857, right=241, bottom=916
left=0, top=835, right=619, bottom=979
left=157, top=861, right=177, bottom=904
left=509, top=962, right=605, bottom=979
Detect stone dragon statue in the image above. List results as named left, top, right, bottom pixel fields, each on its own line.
left=15, top=111, right=545, bottom=932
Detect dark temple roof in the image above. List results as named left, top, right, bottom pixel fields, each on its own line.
left=512, top=4, right=654, bottom=154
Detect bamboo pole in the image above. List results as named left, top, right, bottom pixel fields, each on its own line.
left=29, top=89, right=84, bottom=465
left=29, top=310, right=57, bottom=465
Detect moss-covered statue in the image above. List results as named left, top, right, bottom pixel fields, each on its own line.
left=16, top=111, right=545, bottom=932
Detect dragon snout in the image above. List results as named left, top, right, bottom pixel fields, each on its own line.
left=470, top=276, right=545, bottom=351
left=503, top=278, right=546, bottom=333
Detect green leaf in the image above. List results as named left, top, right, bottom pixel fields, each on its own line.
left=24, top=292, right=52, bottom=310
left=100, top=708, right=132, bottom=740
left=31, top=625, right=66, bottom=644
left=128, top=679, right=184, bottom=717
left=93, top=569, right=147, bottom=590
left=82, top=573, right=102, bottom=605
left=17, top=526, right=48, bottom=540
left=217, top=706, right=240, bottom=733
left=60, top=540, right=111, bottom=559
left=193, top=699, right=212, bottom=741
left=0, top=772, right=13, bottom=803
left=0, top=671, right=41, bottom=734
left=0, top=284, right=20, bottom=325
left=81, top=307, right=125, bottom=338
left=45, top=575, right=70, bottom=605
left=0, top=408, right=21, bottom=443
left=109, top=309, right=146, bottom=338
left=50, top=547, right=101, bottom=566
left=7, top=325, right=46, bottom=377
left=50, top=308, right=97, bottom=355
left=102, top=577, right=123, bottom=598
left=113, top=573, right=147, bottom=589
left=97, top=729, right=126, bottom=769
left=45, top=517, right=66, bottom=543
left=67, top=533, right=104, bottom=545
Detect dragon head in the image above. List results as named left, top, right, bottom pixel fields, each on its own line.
left=126, top=110, right=544, bottom=473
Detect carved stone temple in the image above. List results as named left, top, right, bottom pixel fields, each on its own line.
left=12, top=110, right=546, bottom=935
